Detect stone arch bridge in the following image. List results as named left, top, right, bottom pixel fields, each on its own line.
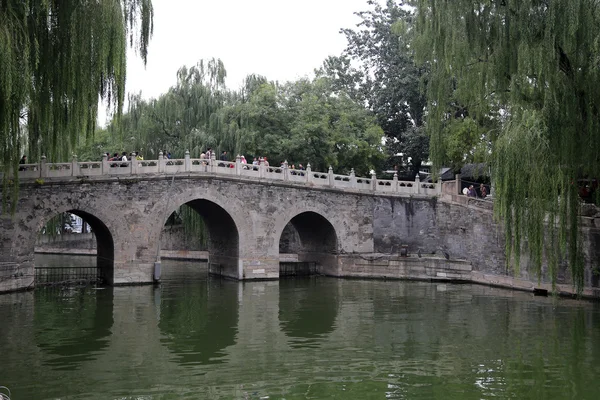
left=2, top=154, right=598, bottom=297
left=0, top=154, right=446, bottom=291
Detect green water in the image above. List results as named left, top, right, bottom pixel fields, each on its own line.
left=1, top=258, right=600, bottom=399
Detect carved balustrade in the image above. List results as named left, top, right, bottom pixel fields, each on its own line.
left=3, top=152, right=442, bottom=196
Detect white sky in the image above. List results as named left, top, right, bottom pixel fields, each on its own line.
left=100, top=0, right=376, bottom=125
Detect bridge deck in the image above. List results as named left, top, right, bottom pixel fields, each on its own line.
left=8, top=154, right=442, bottom=196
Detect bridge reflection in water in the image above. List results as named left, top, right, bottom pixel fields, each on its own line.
left=158, top=278, right=239, bottom=366
left=1, top=257, right=600, bottom=399
left=278, top=277, right=340, bottom=347
left=34, top=287, right=114, bottom=371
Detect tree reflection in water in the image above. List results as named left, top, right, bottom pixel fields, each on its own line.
left=278, top=277, right=339, bottom=347
left=34, top=287, right=113, bottom=370
left=158, top=278, right=239, bottom=366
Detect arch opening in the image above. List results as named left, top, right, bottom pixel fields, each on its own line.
left=278, top=212, right=339, bottom=276
left=160, top=199, right=240, bottom=279
left=35, top=210, right=114, bottom=285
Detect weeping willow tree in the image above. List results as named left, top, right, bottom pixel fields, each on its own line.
left=1, top=0, right=153, bottom=208
left=413, top=0, right=600, bottom=291
left=117, top=59, right=231, bottom=158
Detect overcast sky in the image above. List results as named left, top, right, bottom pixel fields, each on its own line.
left=100, top=0, right=376, bottom=124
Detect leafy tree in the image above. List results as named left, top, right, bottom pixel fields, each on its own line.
left=1, top=0, right=153, bottom=209
left=319, top=0, right=427, bottom=176
left=111, top=59, right=227, bottom=159
left=443, top=117, right=489, bottom=174
left=282, top=77, right=384, bottom=175
left=413, top=0, right=600, bottom=291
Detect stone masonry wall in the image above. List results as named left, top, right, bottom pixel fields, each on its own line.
left=371, top=194, right=600, bottom=296
left=2, top=174, right=599, bottom=297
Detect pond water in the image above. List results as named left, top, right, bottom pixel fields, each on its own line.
left=0, top=256, right=599, bottom=399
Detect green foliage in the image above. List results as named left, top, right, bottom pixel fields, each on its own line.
left=41, top=212, right=76, bottom=238
left=165, top=205, right=208, bottom=250
left=1, top=0, right=153, bottom=211
left=277, top=77, right=385, bottom=174
left=413, top=0, right=600, bottom=291
left=113, top=59, right=227, bottom=159
left=110, top=62, right=384, bottom=175
left=443, top=117, right=488, bottom=173
left=319, top=0, right=427, bottom=175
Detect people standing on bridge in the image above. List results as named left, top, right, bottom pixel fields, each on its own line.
left=19, top=155, right=27, bottom=171
left=467, top=185, right=477, bottom=197
left=120, top=152, right=128, bottom=167
left=480, top=183, right=487, bottom=199
left=219, top=151, right=227, bottom=167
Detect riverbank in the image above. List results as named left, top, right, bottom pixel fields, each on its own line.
left=32, top=248, right=599, bottom=300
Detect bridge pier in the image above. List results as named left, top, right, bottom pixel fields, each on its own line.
left=0, top=258, right=34, bottom=293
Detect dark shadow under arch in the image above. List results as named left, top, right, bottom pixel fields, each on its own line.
left=166, top=199, right=240, bottom=279
left=279, top=211, right=339, bottom=275
left=280, top=212, right=338, bottom=254
left=70, top=210, right=114, bottom=283
left=37, top=210, right=115, bottom=284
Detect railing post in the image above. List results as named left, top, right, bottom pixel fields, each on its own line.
left=328, top=166, right=335, bottom=187
left=158, top=152, right=165, bottom=173
left=350, top=168, right=356, bottom=188
left=283, top=160, right=288, bottom=181
left=371, top=171, right=377, bottom=191
left=437, top=178, right=442, bottom=194
left=415, top=173, right=421, bottom=194
left=455, top=173, right=461, bottom=195
left=185, top=150, right=191, bottom=172
left=259, top=158, right=265, bottom=178
left=393, top=172, right=399, bottom=192
left=72, top=155, right=79, bottom=176
left=131, top=153, right=138, bottom=175
left=40, top=155, right=47, bottom=178
left=305, top=163, right=312, bottom=184
left=235, top=154, right=241, bottom=176
left=210, top=152, right=216, bottom=174
left=102, top=153, right=108, bottom=175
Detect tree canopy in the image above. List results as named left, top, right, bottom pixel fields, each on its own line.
left=319, top=0, right=428, bottom=177
left=97, top=60, right=384, bottom=176
left=413, top=0, right=600, bottom=290
left=1, top=0, right=153, bottom=204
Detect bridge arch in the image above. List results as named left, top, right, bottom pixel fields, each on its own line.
left=32, top=208, right=115, bottom=283
left=149, top=187, right=250, bottom=279
left=276, top=209, right=340, bottom=276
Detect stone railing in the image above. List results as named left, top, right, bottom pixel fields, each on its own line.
left=5, top=152, right=442, bottom=196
